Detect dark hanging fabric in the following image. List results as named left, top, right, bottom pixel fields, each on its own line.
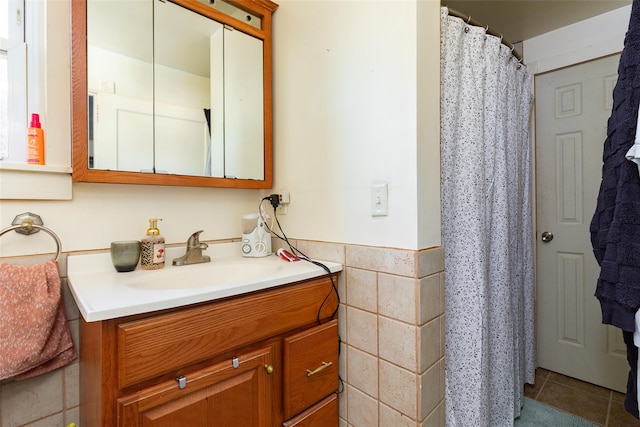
left=590, top=0, right=640, bottom=333
left=591, top=0, right=640, bottom=418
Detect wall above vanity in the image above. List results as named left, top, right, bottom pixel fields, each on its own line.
left=70, top=0, right=277, bottom=189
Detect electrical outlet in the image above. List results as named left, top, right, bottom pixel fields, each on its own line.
left=274, top=190, right=290, bottom=215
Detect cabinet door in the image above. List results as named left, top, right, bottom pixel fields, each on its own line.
left=117, top=345, right=275, bottom=427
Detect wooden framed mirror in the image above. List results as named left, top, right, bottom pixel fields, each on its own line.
left=71, top=0, right=277, bottom=188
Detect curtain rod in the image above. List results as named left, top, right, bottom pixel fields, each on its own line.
left=445, top=6, right=523, bottom=63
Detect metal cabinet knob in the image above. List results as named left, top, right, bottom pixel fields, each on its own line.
left=541, top=231, right=554, bottom=243
left=176, top=375, right=187, bottom=389
left=265, top=364, right=274, bottom=375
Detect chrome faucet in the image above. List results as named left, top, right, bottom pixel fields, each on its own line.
left=172, top=230, right=211, bottom=266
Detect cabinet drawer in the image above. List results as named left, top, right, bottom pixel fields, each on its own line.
left=117, top=277, right=337, bottom=389
left=283, top=393, right=338, bottom=427
left=283, top=319, right=338, bottom=419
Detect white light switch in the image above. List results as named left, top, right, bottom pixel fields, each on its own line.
left=371, top=182, right=388, bottom=217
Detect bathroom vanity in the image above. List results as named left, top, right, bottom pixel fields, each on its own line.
left=68, top=247, right=341, bottom=426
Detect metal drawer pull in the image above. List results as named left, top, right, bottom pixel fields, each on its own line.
left=306, top=361, right=333, bottom=377
left=265, top=364, right=274, bottom=375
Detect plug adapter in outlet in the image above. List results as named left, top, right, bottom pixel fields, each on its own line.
left=274, top=190, right=290, bottom=215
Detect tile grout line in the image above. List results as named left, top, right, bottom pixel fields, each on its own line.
left=604, top=390, right=613, bottom=427
left=533, top=371, right=549, bottom=401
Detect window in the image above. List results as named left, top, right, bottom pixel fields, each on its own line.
left=0, top=0, right=72, bottom=200
left=1, top=0, right=37, bottom=163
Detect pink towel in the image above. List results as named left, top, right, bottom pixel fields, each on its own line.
left=0, top=259, right=77, bottom=381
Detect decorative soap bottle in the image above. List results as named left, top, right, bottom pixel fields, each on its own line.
left=140, top=218, right=165, bottom=270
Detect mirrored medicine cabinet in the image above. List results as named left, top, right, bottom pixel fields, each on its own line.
left=71, top=0, right=277, bottom=188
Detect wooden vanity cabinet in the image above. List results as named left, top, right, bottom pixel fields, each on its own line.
left=79, top=276, right=340, bottom=427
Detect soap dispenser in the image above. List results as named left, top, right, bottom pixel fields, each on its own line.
left=141, top=218, right=165, bottom=270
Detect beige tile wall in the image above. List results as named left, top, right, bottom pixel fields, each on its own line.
left=0, top=254, right=80, bottom=427
left=293, top=240, right=446, bottom=427
left=1, top=240, right=446, bottom=427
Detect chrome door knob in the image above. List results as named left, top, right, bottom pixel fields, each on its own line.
left=541, top=231, right=554, bottom=242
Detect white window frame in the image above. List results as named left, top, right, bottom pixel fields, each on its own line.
left=1, top=0, right=43, bottom=163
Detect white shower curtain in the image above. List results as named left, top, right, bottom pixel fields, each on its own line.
left=440, top=8, right=535, bottom=427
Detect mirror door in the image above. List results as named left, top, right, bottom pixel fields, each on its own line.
left=223, top=27, right=264, bottom=180
left=153, top=0, right=223, bottom=177
left=87, top=0, right=154, bottom=173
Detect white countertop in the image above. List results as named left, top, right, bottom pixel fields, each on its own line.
left=67, top=242, right=342, bottom=322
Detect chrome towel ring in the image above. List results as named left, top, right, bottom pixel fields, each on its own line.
left=0, top=212, right=62, bottom=261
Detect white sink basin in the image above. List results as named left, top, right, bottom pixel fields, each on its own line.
left=67, top=242, right=342, bottom=322
left=128, top=258, right=288, bottom=290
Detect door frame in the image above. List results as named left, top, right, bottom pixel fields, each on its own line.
left=525, top=6, right=628, bottom=389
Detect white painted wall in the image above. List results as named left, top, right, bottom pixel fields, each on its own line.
left=271, top=0, right=442, bottom=250
left=417, top=0, right=443, bottom=249
left=524, top=5, right=630, bottom=74
left=0, top=0, right=442, bottom=259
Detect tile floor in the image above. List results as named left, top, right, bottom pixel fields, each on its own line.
left=524, top=368, right=640, bottom=427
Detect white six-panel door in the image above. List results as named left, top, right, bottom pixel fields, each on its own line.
left=535, top=53, right=628, bottom=393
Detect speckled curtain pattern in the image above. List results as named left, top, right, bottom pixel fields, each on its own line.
left=440, top=7, right=535, bottom=427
